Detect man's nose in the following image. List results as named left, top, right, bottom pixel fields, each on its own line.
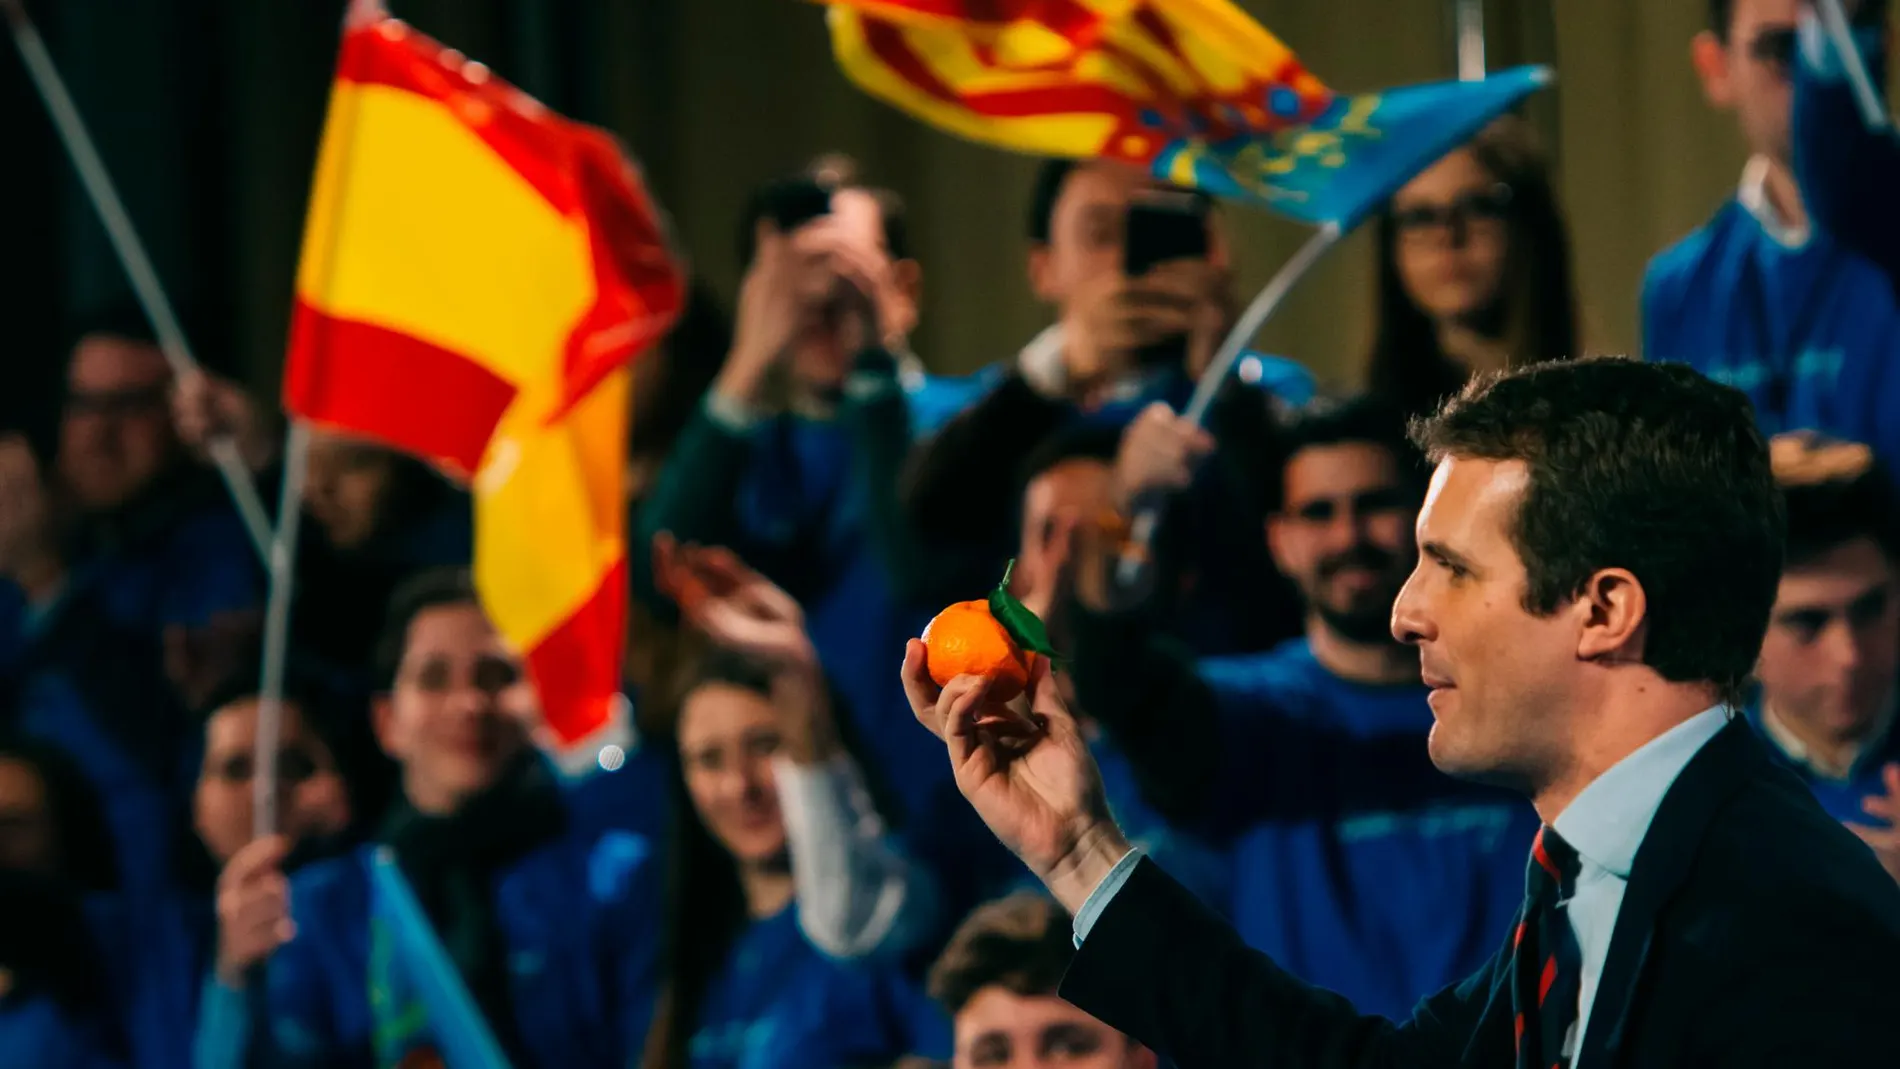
left=1390, top=568, right=1432, bottom=646
left=1820, top=619, right=1864, bottom=674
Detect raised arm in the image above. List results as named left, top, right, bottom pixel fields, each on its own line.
left=656, top=538, right=940, bottom=959
left=1793, top=1, right=1900, bottom=285
left=896, top=649, right=1488, bottom=1069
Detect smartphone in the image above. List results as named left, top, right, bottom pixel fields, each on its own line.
left=1124, top=190, right=1210, bottom=367
left=1123, top=190, right=1210, bottom=276
left=761, top=177, right=833, bottom=233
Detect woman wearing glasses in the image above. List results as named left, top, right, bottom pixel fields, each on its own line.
left=1365, top=117, right=1581, bottom=416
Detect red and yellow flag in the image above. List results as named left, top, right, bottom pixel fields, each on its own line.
left=284, top=14, right=684, bottom=744
left=822, top=0, right=1550, bottom=228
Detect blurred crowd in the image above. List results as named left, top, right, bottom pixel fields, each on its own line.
left=1, top=1, right=1898, bottom=1067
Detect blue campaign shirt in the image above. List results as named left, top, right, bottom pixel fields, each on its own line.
left=721, top=369, right=997, bottom=828
left=1130, top=639, right=1538, bottom=1021
left=1743, top=698, right=1900, bottom=827
left=195, top=824, right=664, bottom=1069
left=0, top=993, right=125, bottom=1069
left=1644, top=23, right=1900, bottom=474
left=731, top=414, right=957, bottom=830
left=688, top=907, right=951, bottom=1069
left=1641, top=190, right=1900, bottom=442
left=1092, top=736, right=1232, bottom=914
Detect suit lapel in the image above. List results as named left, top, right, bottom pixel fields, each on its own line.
left=1457, top=928, right=1522, bottom=1068
left=1577, top=719, right=1767, bottom=1067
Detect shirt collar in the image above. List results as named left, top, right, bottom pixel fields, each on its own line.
left=1553, top=705, right=1732, bottom=879
left=1015, top=323, right=1182, bottom=407
left=1761, top=696, right=1898, bottom=782
left=1737, top=156, right=1811, bottom=249
left=1018, top=324, right=1069, bottom=397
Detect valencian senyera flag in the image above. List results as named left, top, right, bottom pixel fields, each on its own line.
left=284, top=10, right=685, bottom=746
left=823, top=0, right=1551, bottom=229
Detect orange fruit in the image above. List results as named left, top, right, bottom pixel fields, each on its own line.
left=921, top=599, right=1033, bottom=702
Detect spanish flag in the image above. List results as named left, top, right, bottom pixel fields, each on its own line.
left=824, top=0, right=1550, bottom=229
left=284, top=11, right=685, bottom=745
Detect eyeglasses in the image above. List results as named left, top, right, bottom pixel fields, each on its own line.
left=1747, top=26, right=1797, bottom=78
left=63, top=385, right=169, bottom=419
left=1390, top=185, right=1513, bottom=242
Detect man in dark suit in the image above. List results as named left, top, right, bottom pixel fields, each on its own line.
left=903, top=357, right=1900, bottom=1068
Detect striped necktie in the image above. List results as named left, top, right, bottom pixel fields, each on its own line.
left=1513, top=825, right=1584, bottom=1069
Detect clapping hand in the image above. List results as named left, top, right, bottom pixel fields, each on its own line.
left=653, top=534, right=835, bottom=761
left=652, top=534, right=816, bottom=671
left=1847, top=763, right=1900, bottom=885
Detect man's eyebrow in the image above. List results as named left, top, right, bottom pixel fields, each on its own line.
left=1422, top=539, right=1479, bottom=574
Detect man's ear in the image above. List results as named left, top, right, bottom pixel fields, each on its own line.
left=370, top=693, right=400, bottom=758
left=892, top=258, right=923, bottom=306
left=1265, top=513, right=1294, bottom=577
left=1575, top=568, right=1649, bottom=664
left=889, top=258, right=923, bottom=340
left=1691, top=30, right=1736, bottom=109
left=1027, top=243, right=1058, bottom=302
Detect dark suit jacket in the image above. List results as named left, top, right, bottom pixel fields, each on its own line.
left=1061, top=719, right=1900, bottom=1068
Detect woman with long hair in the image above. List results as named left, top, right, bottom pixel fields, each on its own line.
left=1365, top=117, right=1580, bottom=416
left=644, top=541, right=947, bottom=1069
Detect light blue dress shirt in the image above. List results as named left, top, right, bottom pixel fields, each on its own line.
left=1553, top=704, right=1729, bottom=1060
left=1073, top=705, right=1733, bottom=1065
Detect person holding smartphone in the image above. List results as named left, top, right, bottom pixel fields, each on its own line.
left=632, top=159, right=997, bottom=893
left=898, top=160, right=1304, bottom=658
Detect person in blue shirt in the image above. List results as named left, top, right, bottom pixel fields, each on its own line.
left=37, top=311, right=264, bottom=696
left=641, top=549, right=947, bottom=1069
left=0, top=737, right=125, bottom=1069
left=196, top=569, right=664, bottom=1069
left=0, top=314, right=265, bottom=904
left=898, top=159, right=1304, bottom=657
left=926, top=893, right=1155, bottom=1069
left=90, top=672, right=370, bottom=1069
left=632, top=159, right=985, bottom=832
left=1644, top=0, right=1900, bottom=456
left=1003, top=426, right=1236, bottom=912
left=1062, top=396, right=1539, bottom=1021
left=1748, top=433, right=1900, bottom=883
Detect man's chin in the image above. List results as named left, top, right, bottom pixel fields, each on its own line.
left=1427, top=726, right=1526, bottom=791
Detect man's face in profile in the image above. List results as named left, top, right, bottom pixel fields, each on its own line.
left=1393, top=456, right=1581, bottom=788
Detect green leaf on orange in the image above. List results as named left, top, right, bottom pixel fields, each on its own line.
left=988, top=559, right=1061, bottom=661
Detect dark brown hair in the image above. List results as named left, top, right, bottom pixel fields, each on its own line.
left=372, top=567, right=478, bottom=693
left=1368, top=117, right=1579, bottom=417
left=646, top=646, right=896, bottom=1069
left=928, top=893, right=1075, bottom=1016
left=1410, top=357, right=1784, bottom=703
left=1771, top=435, right=1900, bottom=569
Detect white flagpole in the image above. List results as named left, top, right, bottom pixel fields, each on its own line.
left=1114, top=221, right=1345, bottom=587
left=1815, top=0, right=1893, bottom=131
left=1453, top=0, right=1487, bottom=82
left=252, top=422, right=309, bottom=841
left=1, top=0, right=275, bottom=563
